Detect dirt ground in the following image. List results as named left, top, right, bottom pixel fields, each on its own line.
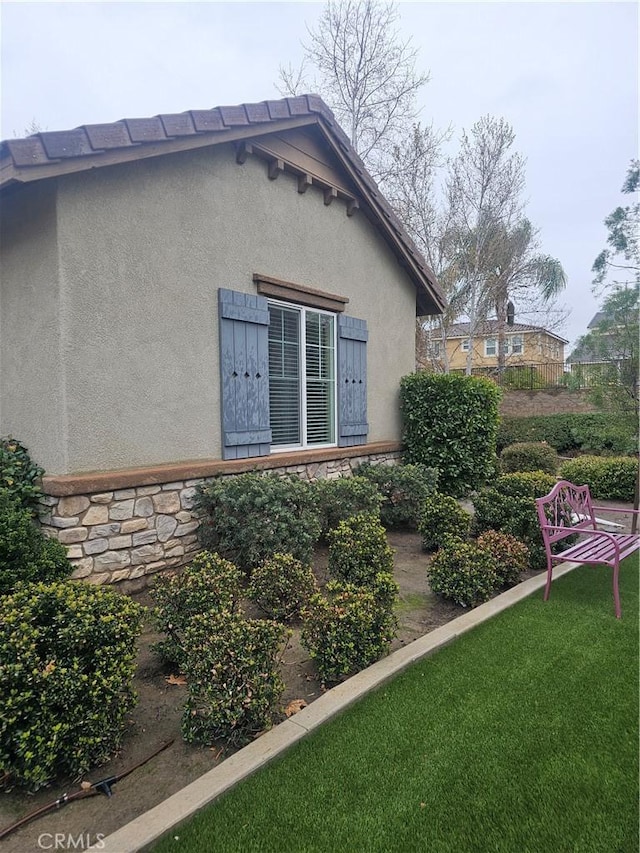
left=1, top=505, right=635, bottom=852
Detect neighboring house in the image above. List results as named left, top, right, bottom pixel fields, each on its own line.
left=428, top=320, right=567, bottom=371
left=0, top=94, right=445, bottom=584
left=566, top=311, right=631, bottom=366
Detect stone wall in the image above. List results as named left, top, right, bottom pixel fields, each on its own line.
left=39, top=449, right=402, bottom=590
left=499, top=389, right=599, bottom=418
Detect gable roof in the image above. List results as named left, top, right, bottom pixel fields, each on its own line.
left=0, top=94, right=445, bottom=316
left=441, top=320, right=568, bottom=344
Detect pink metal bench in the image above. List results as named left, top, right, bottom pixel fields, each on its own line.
left=536, top=480, right=640, bottom=618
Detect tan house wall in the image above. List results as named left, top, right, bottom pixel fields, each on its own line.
left=1, top=142, right=417, bottom=475
left=444, top=331, right=565, bottom=371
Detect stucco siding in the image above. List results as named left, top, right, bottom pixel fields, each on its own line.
left=0, top=182, right=67, bottom=472
left=37, top=142, right=416, bottom=473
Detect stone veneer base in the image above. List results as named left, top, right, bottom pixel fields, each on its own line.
left=39, top=443, right=402, bottom=587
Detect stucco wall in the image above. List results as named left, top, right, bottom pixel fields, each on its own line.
left=0, top=182, right=68, bottom=471
left=5, top=143, right=418, bottom=474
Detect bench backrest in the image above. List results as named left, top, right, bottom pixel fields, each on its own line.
left=535, top=480, right=597, bottom=547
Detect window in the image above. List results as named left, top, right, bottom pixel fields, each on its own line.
left=268, top=302, right=336, bottom=449
left=510, top=335, right=523, bottom=355
left=461, top=339, right=470, bottom=352
left=218, top=287, right=367, bottom=461
left=431, top=341, right=441, bottom=358
left=484, top=338, right=497, bottom=357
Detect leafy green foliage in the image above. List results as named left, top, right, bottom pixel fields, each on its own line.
left=592, top=159, right=639, bottom=289
left=418, top=493, right=471, bottom=552
left=497, top=413, right=637, bottom=455
left=181, top=612, right=289, bottom=748
left=354, top=462, right=439, bottom=528
left=558, top=456, right=638, bottom=503
left=248, top=553, right=318, bottom=622
left=0, top=436, right=44, bottom=514
left=427, top=538, right=498, bottom=607
left=328, top=513, right=394, bottom=586
left=0, top=491, right=71, bottom=595
left=313, top=476, right=382, bottom=539
left=195, top=473, right=321, bottom=573
left=477, top=530, right=529, bottom=587
left=472, top=472, right=557, bottom=569
left=500, top=442, right=559, bottom=475
left=0, top=581, right=143, bottom=790
left=301, top=574, right=398, bottom=683
left=400, top=373, right=501, bottom=496
left=150, top=551, right=242, bottom=666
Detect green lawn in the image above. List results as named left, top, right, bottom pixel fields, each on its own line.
left=153, top=558, right=639, bottom=853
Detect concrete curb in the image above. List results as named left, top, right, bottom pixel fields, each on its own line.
left=91, top=562, right=579, bottom=853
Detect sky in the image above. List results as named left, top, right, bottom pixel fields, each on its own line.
left=1, top=1, right=637, bottom=350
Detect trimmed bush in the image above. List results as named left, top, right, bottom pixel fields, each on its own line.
left=248, top=553, right=318, bottom=622
left=427, top=539, right=498, bottom=608
left=558, top=456, right=638, bottom=503
left=0, top=436, right=44, bottom=514
left=151, top=551, right=242, bottom=666
left=477, top=530, right=530, bottom=587
left=500, top=442, right=559, bottom=475
left=0, top=491, right=71, bottom=594
left=196, top=473, right=321, bottom=573
left=497, top=413, right=637, bottom=455
left=0, top=581, right=143, bottom=790
left=354, top=462, right=439, bottom=528
left=472, top=472, right=557, bottom=570
left=400, top=372, right=501, bottom=496
left=301, top=574, right=398, bottom=683
left=181, top=612, right=289, bottom=748
left=418, top=493, right=471, bottom=552
left=313, top=476, right=382, bottom=539
left=328, top=513, right=394, bottom=586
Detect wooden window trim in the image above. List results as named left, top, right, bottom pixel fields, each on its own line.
left=253, top=273, right=349, bottom=313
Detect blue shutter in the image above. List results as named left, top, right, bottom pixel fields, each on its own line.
left=337, top=315, right=368, bottom=447
left=219, top=289, right=271, bottom=460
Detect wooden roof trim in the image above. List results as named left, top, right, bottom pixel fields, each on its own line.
left=254, top=273, right=349, bottom=313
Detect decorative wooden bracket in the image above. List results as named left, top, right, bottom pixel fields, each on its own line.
left=298, top=173, right=313, bottom=194
left=235, top=142, right=254, bottom=164
left=346, top=198, right=359, bottom=217
left=268, top=158, right=285, bottom=180
left=324, top=187, right=338, bottom=206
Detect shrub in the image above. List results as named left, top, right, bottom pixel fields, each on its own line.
left=500, top=442, right=559, bottom=475
left=0, top=436, right=44, bottom=514
left=0, top=581, right=143, bottom=790
left=558, top=456, right=638, bottom=503
left=248, top=553, right=318, bottom=622
left=400, top=372, right=501, bottom=496
left=418, top=493, right=471, bottom=552
left=497, top=413, right=637, bottom=454
left=301, top=574, right=398, bottom=683
left=313, top=476, right=382, bottom=539
left=472, top=472, right=557, bottom=570
left=477, top=531, right=530, bottom=587
left=427, top=539, right=498, bottom=608
left=0, top=491, right=71, bottom=595
left=328, top=513, right=394, bottom=586
left=150, top=551, right=242, bottom=666
left=195, top=473, right=321, bottom=573
left=354, top=462, right=439, bottom=528
left=181, top=612, right=289, bottom=748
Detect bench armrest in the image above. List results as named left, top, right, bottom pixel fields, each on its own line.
left=592, top=505, right=640, bottom=516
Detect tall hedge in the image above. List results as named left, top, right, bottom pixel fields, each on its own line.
left=400, top=373, right=501, bottom=497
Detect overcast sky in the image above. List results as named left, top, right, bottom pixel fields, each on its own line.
left=1, top=1, right=637, bottom=349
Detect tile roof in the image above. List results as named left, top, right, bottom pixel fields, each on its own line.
left=0, top=95, right=445, bottom=315
left=443, top=320, right=568, bottom=343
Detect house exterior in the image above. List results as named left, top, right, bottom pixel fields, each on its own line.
left=0, top=95, right=444, bottom=585
left=427, top=320, right=567, bottom=372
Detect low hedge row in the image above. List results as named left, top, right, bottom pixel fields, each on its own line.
left=558, top=456, right=638, bottom=503
left=497, top=413, right=637, bottom=456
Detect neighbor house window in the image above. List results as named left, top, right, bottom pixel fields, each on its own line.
left=461, top=339, right=470, bottom=352
left=510, top=335, right=523, bottom=355
left=268, top=302, right=336, bottom=449
left=432, top=341, right=441, bottom=358
left=484, top=338, right=497, bottom=357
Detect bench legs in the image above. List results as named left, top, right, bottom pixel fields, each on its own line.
left=544, top=557, right=622, bottom=618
